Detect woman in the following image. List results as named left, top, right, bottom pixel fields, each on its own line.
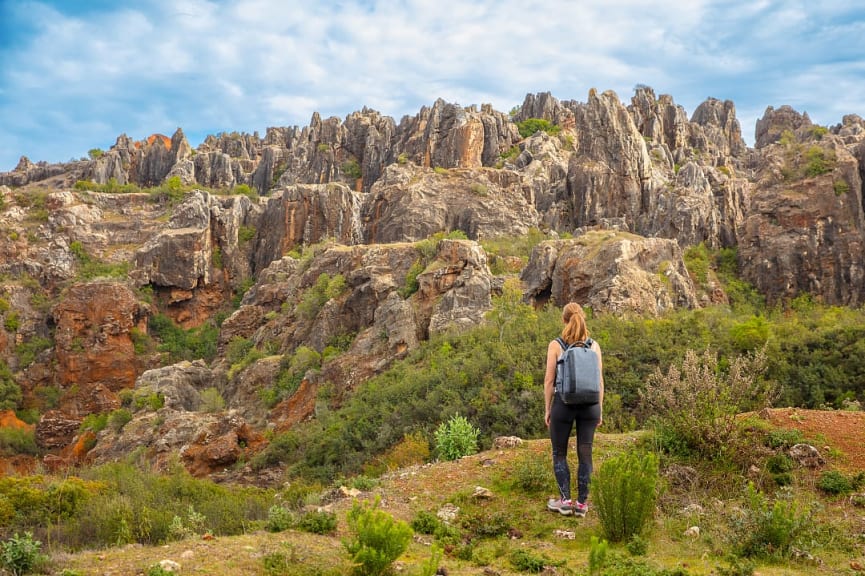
left=544, top=302, right=604, bottom=517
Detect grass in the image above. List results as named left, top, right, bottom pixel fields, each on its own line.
left=45, top=426, right=865, bottom=575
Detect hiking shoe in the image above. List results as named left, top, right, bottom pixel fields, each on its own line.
left=546, top=498, right=574, bottom=516
left=573, top=501, right=588, bottom=517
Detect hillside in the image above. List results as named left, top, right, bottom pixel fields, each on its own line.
left=48, top=408, right=865, bottom=576
left=0, top=86, right=864, bottom=522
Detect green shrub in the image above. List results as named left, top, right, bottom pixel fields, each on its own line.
left=0, top=427, right=36, bottom=457
left=199, top=387, right=225, bottom=413
left=265, top=505, right=294, bottom=532
left=344, top=498, right=412, bottom=576
left=510, top=548, right=561, bottom=573
left=834, top=179, right=850, bottom=196
left=804, top=145, right=834, bottom=177
left=107, top=408, right=133, bottom=432
left=79, top=413, right=109, bottom=434
left=0, top=360, right=22, bottom=410
left=398, top=260, right=424, bottom=299
left=516, top=118, right=561, bottom=139
left=434, top=414, right=479, bottom=461
left=626, top=534, right=649, bottom=556
left=3, top=311, right=19, bottom=332
left=239, top=225, right=256, bottom=243
left=594, top=450, right=659, bottom=542
left=410, top=510, right=441, bottom=535
left=729, top=483, right=810, bottom=558
left=232, top=184, right=258, bottom=201
left=588, top=535, right=609, bottom=575
left=145, top=564, right=175, bottom=576
left=765, top=428, right=804, bottom=449
left=509, top=452, right=550, bottom=494
left=765, top=453, right=794, bottom=474
left=817, top=470, right=854, bottom=495
left=640, top=348, right=773, bottom=461
left=297, top=273, right=347, bottom=320
left=295, top=509, right=337, bottom=534
left=148, top=313, right=219, bottom=363
left=0, top=532, right=43, bottom=576
left=342, top=159, right=363, bottom=180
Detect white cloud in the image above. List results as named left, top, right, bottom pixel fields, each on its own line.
left=1, top=0, right=864, bottom=168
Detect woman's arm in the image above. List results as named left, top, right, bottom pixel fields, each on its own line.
left=544, top=340, right=559, bottom=428
left=593, top=340, right=604, bottom=427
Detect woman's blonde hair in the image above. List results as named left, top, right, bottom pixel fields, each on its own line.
left=561, top=302, right=589, bottom=345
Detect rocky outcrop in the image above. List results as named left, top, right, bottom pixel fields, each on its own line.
left=521, top=231, right=698, bottom=315
left=52, top=281, right=148, bottom=401
left=35, top=410, right=81, bottom=450
left=363, top=164, right=538, bottom=243
left=755, top=105, right=813, bottom=149
left=132, top=190, right=259, bottom=325
left=739, top=133, right=865, bottom=305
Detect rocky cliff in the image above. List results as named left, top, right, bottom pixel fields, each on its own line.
left=1, top=86, right=864, bottom=478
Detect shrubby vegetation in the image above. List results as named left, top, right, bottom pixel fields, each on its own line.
left=147, top=313, right=219, bottom=363
left=516, top=118, right=561, bottom=139
left=0, top=463, right=271, bottom=550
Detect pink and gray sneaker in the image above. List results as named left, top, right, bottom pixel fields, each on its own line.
left=546, top=498, right=574, bottom=516
left=572, top=501, right=588, bottom=517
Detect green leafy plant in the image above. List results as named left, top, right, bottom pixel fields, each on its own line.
left=0, top=427, right=37, bottom=456
left=434, top=414, right=480, bottom=461
left=509, top=451, right=550, bottom=494
left=342, top=159, right=363, bottom=180
left=0, top=532, right=43, bottom=576
left=729, top=482, right=810, bottom=559
left=343, top=498, right=412, bottom=576
left=594, top=450, right=659, bottom=542
left=265, top=505, right=294, bottom=533
left=107, top=408, right=133, bottom=432
left=0, top=360, right=22, bottom=410
left=817, top=470, right=861, bottom=495
left=510, top=548, right=562, bottom=573
left=588, top=535, right=609, bottom=575
left=295, top=509, right=337, bottom=535
left=516, top=118, right=561, bottom=138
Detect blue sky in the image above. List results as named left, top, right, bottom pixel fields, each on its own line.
left=1, top=0, right=864, bottom=171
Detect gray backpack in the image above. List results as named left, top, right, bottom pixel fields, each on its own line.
left=555, top=337, right=601, bottom=405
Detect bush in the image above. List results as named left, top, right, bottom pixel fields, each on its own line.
left=265, top=505, right=294, bottom=533
left=295, top=509, right=337, bottom=535
left=594, top=450, right=659, bottom=542
left=342, top=159, right=363, bottom=180
left=516, top=118, right=561, bottom=139
left=344, top=498, right=412, bottom=576
left=817, top=470, right=857, bottom=495
left=410, top=510, right=441, bottom=535
left=509, top=548, right=561, bottom=573
left=107, top=408, right=133, bottom=432
left=434, top=414, right=479, bottom=461
left=509, top=452, right=550, bottom=494
left=729, top=483, right=810, bottom=558
left=199, top=387, right=225, bottom=413
left=0, top=427, right=38, bottom=456
left=0, top=360, right=21, bottom=411
left=640, top=348, right=774, bottom=461
left=0, top=532, right=43, bottom=576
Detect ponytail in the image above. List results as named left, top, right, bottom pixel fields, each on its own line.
left=561, top=302, right=589, bottom=345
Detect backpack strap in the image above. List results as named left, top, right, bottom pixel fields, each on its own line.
left=583, top=337, right=594, bottom=349
left=555, top=337, right=569, bottom=352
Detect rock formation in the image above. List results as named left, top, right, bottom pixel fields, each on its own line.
left=0, top=86, right=864, bottom=478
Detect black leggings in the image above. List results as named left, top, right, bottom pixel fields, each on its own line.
left=550, top=396, right=601, bottom=504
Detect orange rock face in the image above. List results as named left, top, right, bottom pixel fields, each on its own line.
left=53, top=282, right=146, bottom=397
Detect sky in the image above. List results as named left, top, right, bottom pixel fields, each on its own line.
left=1, top=0, right=865, bottom=171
